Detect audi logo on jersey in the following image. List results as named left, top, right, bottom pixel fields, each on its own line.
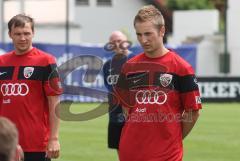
left=107, top=74, right=119, bottom=85
left=1, top=83, right=29, bottom=96
left=135, top=90, right=167, bottom=105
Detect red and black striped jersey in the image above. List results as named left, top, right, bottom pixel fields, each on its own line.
left=115, top=51, right=202, bottom=161
left=0, top=47, right=62, bottom=152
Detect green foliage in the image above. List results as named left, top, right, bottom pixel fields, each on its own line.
left=167, top=0, right=215, bottom=10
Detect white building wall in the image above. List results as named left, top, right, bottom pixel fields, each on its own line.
left=4, top=0, right=74, bottom=24
left=1, top=0, right=81, bottom=44
left=169, top=10, right=222, bottom=76
left=171, top=10, right=219, bottom=44
left=3, top=25, right=81, bottom=45
left=2, top=0, right=238, bottom=76
left=1, top=0, right=145, bottom=44
left=171, top=2, right=240, bottom=77
left=75, top=0, right=146, bottom=44
left=196, top=35, right=224, bottom=76
left=228, top=0, right=240, bottom=76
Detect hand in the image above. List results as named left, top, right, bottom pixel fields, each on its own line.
left=15, top=144, right=24, bottom=161
left=46, top=139, right=60, bottom=159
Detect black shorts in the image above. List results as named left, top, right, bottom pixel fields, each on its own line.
left=107, top=94, right=125, bottom=149
left=24, top=152, right=50, bottom=161
left=108, top=123, right=124, bottom=149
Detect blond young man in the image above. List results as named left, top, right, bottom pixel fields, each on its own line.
left=116, top=5, right=202, bottom=161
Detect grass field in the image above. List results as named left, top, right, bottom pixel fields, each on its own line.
left=56, top=103, right=240, bottom=161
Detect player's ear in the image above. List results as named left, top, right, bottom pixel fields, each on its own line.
left=160, top=25, right=165, bottom=37
left=8, top=31, right=12, bottom=39
left=32, top=29, right=35, bottom=37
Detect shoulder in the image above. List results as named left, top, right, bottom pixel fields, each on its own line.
left=34, top=48, right=55, bottom=58
left=127, top=53, right=136, bottom=60
left=0, top=51, right=13, bottom=58
left=104, top=58, right=111, bottom=65
left=103, top=58, right=111, bottom=68
left=127, top=53, right=144, bottom=63
left=168, top=51, right=194, bottom=75
left=120, top=53, right=144, bottom=73
left=0, top=51, right=14, bottom=63
left=33, top=48, right=57, bottom=64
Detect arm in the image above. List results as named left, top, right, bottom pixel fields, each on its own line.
left=182, top=109, right=200, bottom=139
left=103, top=61, right=111, bottom=90
left=46, top=95, right=61, bottom=159
left=15, top=144, right=24, bottom=161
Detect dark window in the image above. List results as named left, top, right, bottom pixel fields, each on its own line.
left=76, top=0, right=89, bottom=6
left=97, top=0, right=112, bottom=6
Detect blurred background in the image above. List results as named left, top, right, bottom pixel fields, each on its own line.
left=0, top=0, right=240, bottom=161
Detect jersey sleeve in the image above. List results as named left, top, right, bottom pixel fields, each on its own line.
left=179, top=66, right=202, bottom=111
left=43, top=55, right=63, bottom=96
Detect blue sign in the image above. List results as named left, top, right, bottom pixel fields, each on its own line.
left=0, top=43, right=197, bottom=102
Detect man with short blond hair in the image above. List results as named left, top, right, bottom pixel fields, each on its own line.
left=117, top=5, right=202, bottom=161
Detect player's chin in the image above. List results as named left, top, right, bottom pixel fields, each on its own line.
left=17, top=46, right=29, bottom=52
left=143, top=48, right=152, bottom=53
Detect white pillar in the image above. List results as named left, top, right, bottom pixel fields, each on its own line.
left=20, top=0, right=25, bottom=13
left=228, top=0, right=240, bottom=76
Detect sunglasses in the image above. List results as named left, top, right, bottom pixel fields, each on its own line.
left=104, top=41, right=132, bottom=51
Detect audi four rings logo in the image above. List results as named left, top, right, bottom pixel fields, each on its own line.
left=107, top=74, right=119, bottom=85
left=1, top=83, right=29, bottom=96
left=135, top=90, right=167, bottom=105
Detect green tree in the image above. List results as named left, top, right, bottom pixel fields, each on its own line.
left=167, top=0, right=215, bottom=10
